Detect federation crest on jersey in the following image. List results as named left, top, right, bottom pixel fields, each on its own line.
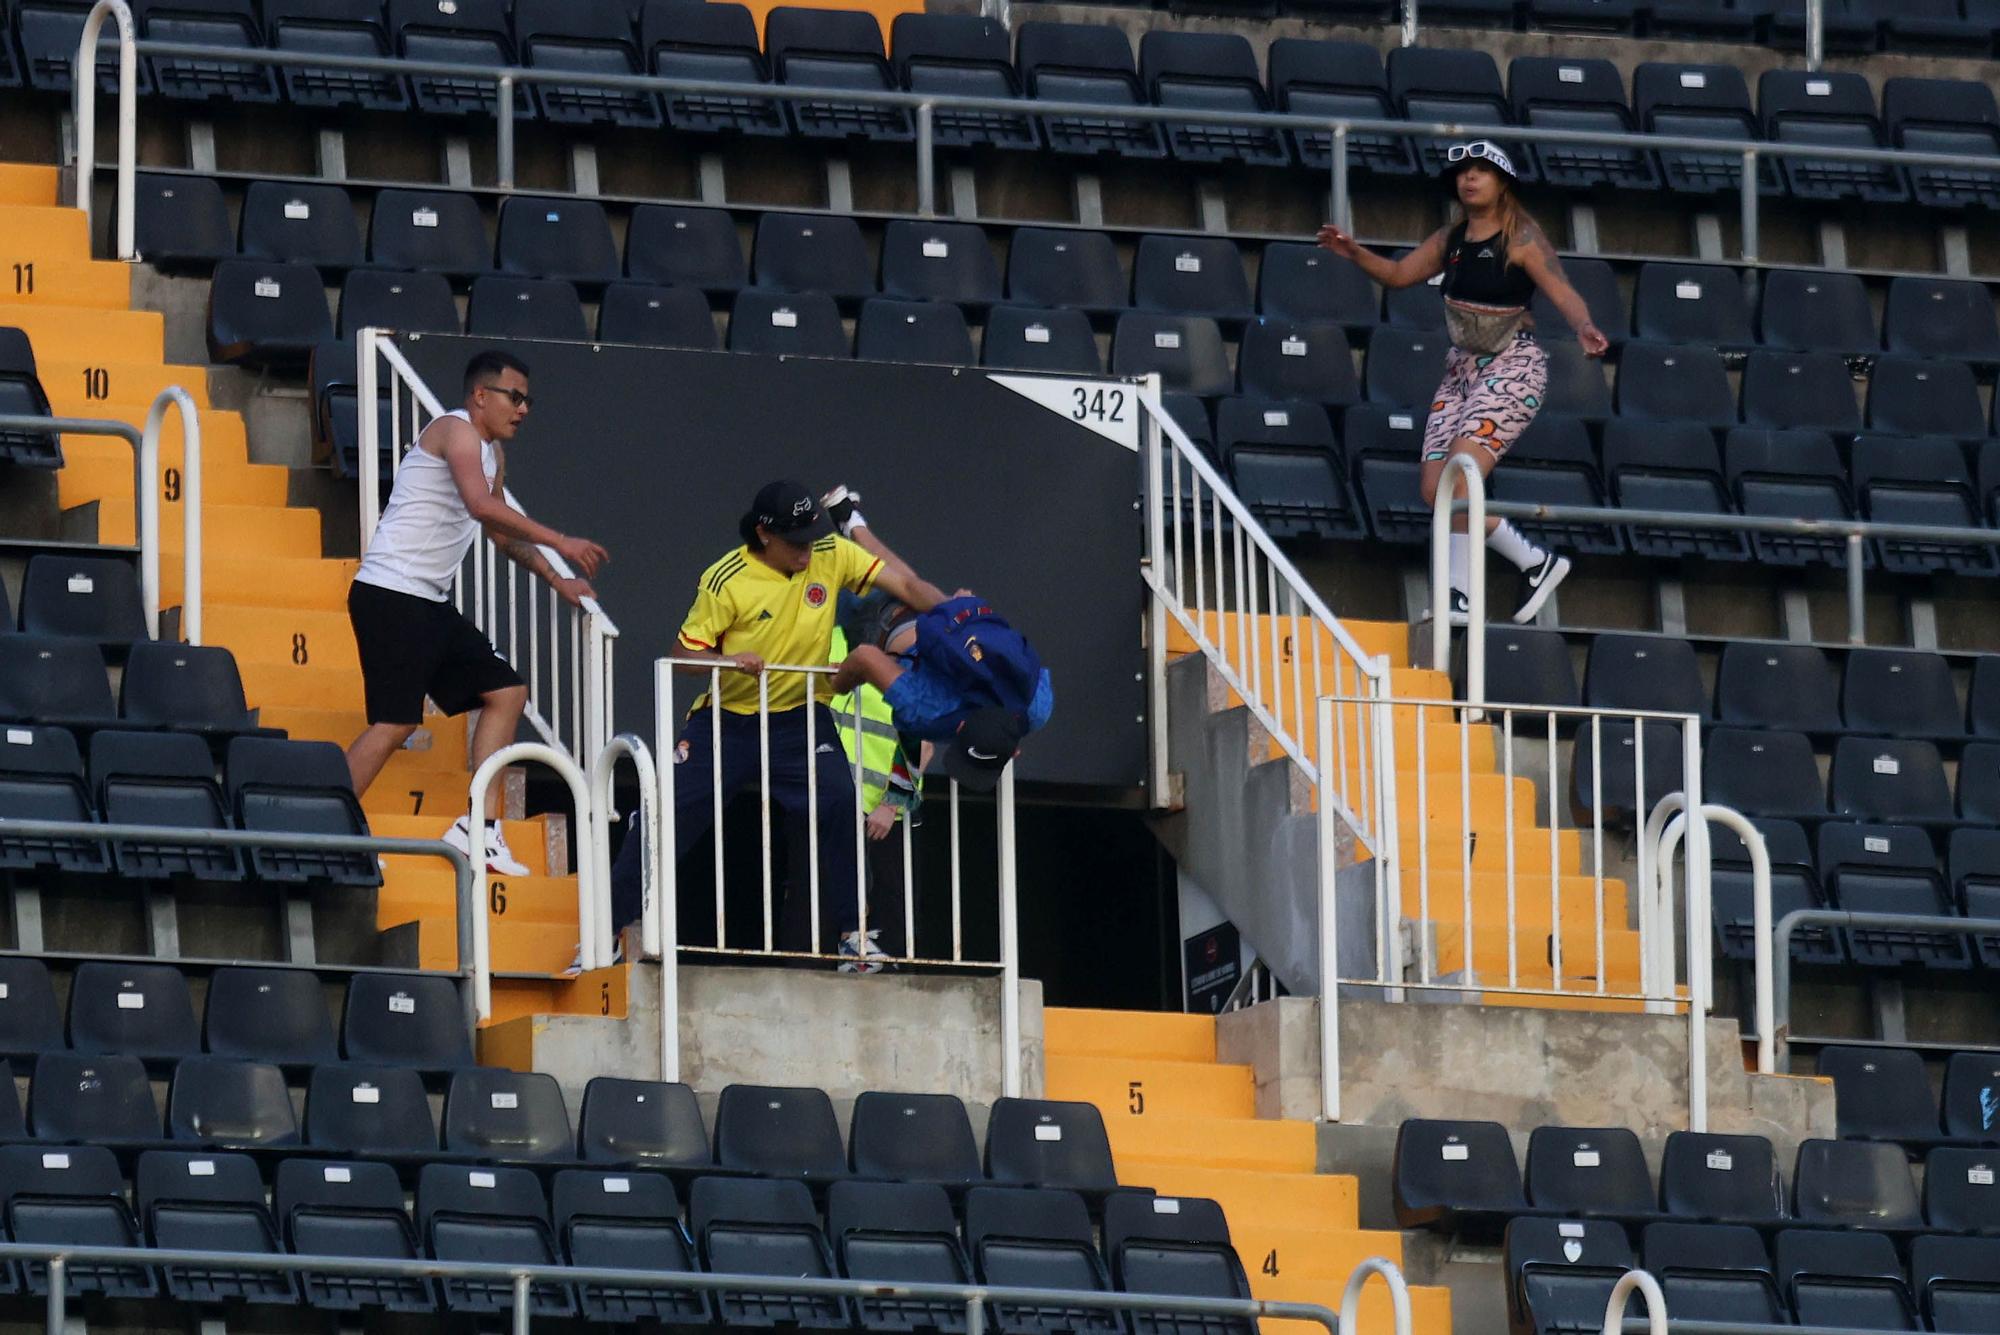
left=804, top=582, right=828, bottom=608
left=674, top=740, right=691, bottom=765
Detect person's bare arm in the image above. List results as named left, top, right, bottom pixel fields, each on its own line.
left=844, top=523, right=920, bottom=588
left=1514, top=223, right=1609, bottom=357
left=829, top=644, right=904, bottom=695
left=674, top=648, right=766, bottom=676
left=1314, top=224, right=1449, bottom=290
left=436, top=420, right=610, bottom=576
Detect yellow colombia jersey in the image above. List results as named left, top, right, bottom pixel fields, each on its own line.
left=678, top=535, right=883, bottom=714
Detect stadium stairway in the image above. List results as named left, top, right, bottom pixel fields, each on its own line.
left=1045, top=1006, right=1452, bottom=1335
left=1164, top=613, right=1656, bottom=1012
left=0, top=161, right=613, bottom=1023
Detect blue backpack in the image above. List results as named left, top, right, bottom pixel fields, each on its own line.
left=911, top=596, right=1041, bottom=719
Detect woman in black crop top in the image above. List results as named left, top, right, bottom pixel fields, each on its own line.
left=1315, top=141, right=1607, bottom=626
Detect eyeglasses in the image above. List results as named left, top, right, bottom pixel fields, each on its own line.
left=1446, top=140, right=1502, bottom=165
left=481, top=385, right=533, bottom=409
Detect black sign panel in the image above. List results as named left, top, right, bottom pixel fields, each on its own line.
left=1184, top=921, right=1242, bottom=1014
left=395, top=335, right=1149, bottom=789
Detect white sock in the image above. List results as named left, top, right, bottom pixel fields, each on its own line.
left=1486, top=519, right=1547, bottom=573
left=1448, top=533, right=1470, bottom=599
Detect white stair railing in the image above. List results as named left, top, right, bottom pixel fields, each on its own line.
left=468, top=742, right=598, bottom=1017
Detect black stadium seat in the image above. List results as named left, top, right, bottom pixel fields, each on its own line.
left=228, top=736, right=378, bottom=886
left=1602, top=419, right=1748, bottom=561
left=134, top=172, right=231, bottom=273
left=18, top=553, right=145, bottom=648
left=1267, top=38, right=1415, bottom=178
left=136, top=0, right=279, bottom=104
left=1922, top=1148, right=2000, bottom=1232
left=1761, top=69, right=1909, bottom=204
left=0, top=958, right=64, bottom=1057
left=1524, top=1125, right=1654, bottom=1217
left=67, top=961, right=200, bottom=1060
left=389, top=0, right=532, bottom=119
left=1759, top=269, right=1876, bottom=356
left=207, top=259, right=334, bottom=367
left=1912, top=1234, right=2000, bottom=1332
left=0, top=723, right=108, bottom=875
left=1388, top=47, right=1529, bottom=180
left=1711, top=817, right=1842, bottom=964
left=305, top=1062, right=437, bottom=1155
left=1948, top=825, right=2000, bottom=961
left=1112, top=314, right=1231, bottom=398
left=1363, top=326, right=1450, bottom=410
left=890, top=12, right=1037, bottom=152
left=1725, top=428, right=1852, bottom=567
left=1104, top=1192, right=1254, bottom=1335
left=856, top=298, right=976, bottom=366
left=1791, top=1139, right=1923, bottom=1229
left=1532, top=257, right=1626, bottom=348
left=1635, top=62, right=1780, bottom=197
left=1236, top=320, right=1360, bottom=409
left=444, top=1068, right=573, bottom=1164
left=985, top=1097, right=1119, bottom=1193
left=1831, top=736, right=1954, bottom=824
left=338, top=269, right=459, bottom=339
left=1852, top=435, right=1994, bottom=577
left=1816, top=1046, right=1937, bottom=1142
left=1257, top=241, right=1379, bottom=330
left=168, top=1055, right=301, bottom=1148
left=238, top=181, right=361, bottom=269
left=1632, top=262, right=1753, bottom=351
left=1480, top=625, right=1579, bottom=715
left=138, top=1149, right=296, bottom=1303
left=0, top=634, right=115, bottom=728
left=20, top=0, right=155, bottom=95
left=1884, top=276, right=2000, bottom=364
left=1820, top=821, right=1967, bottom=968
left=1642, top=1222, right=1785, bottom=1323
left=828, top=1179, right=973, bottom=1333
left=598, top=282, right=717, bottom=350
left=1741, top=351, right=1861, bottom=434
left=120, top=641, right=267, bottom=740
left=880, top=220, right=1001, bottom=307
left=1138, top=31, right=1287, bottom=169
left=1582, top=634, right=1705, bottom=718
left=89, top=729, right=242, bottom=880
left=1775, top=1228, right=1917, bottom=1329
left=275, top=1157, right=433, bottom=1312
left=1659, top=1131, right=1784, bottom=1224
left=848, top=1090, right=982, bottom=1187
left=766, top=6, right=913, bottom=143
left=469, top=276, right=590, bottom=340
left=716, top=1082, right=848, bottom=1182
left=1941, top=1051, right=2000, bottom=1141
left=1866, top=358, right=1985, bottom=438
left=964, top=1185, right=1118, bottom=1335
left=1016, top=21, right=1165, bottom=160
left=1843, top=648, right=1965, bottom=741
left=368, top=188, right=491, bottom=278
left=266, top=0, right=408, bottom=113
left=1132, top=235, right=1253, bottom=323
left=627, top=204, right=747, bottom=294
left=514, top=0, right=659, bottom=128
left=1392, top=1118, right=1527, bottom=1231
left=691, top=1175, right=850, bottom=1329
left=728, top=290, right=848, bottom=358
left=1714, top=642, right=1840, bottom=735
left=981, top=306, right=1102, bottom=376
left=419, top=1162, right=576, bottom=1316
left=578, top=1076, right=711, bottom=1169
left=0, top=1142, right=154, bottom=1298
left=642, top=0, right=787, bottom=138
left=1510, top=57, right=1656, bottom=191
left=1614, top=342, right=1737, bottom=429
left=32, top=1051, right=162, bottom=1142
left=342, top=972, right=472, bottom=1069
left=496, top=195, right=620, bottom=287
left=1507, top=1216, right=1636, bottom=1335
left=752, top=212, right=873, bottom=302
left=1007, top=227, right=1126, bottom=315
left=554, top=1168, right=710, bottom=1324
left=1884, top=77, right=2000, bottom=208
left=1702, top=728, right=1826, bottom=822
left=1220, top=400, right=1361, bottom=542
left=0, top=326, right=56, bottom=469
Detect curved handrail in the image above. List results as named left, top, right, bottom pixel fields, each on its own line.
left=587, top=733, right=656, bottom=971
left=1338, top=1258, right=1412, bottom=1335
left=467, top=741, right=595, bottom=1019
left=72, top=0, right=135, bottom=260
left=1602, top=1270, right=1668, bottom=1335
left=1428, top=454, right=1487, bottom=701
left=140, top=386, right=200, bottom=643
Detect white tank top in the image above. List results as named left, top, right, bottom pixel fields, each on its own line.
left=354, top=409, right=498, bottom=602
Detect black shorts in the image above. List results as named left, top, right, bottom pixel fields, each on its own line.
left=348, top=580, right=523, bottom=725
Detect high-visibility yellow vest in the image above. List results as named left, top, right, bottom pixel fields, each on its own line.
left=828, top=626, right=915, bottom=814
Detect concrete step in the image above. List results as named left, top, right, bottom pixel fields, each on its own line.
left=1227, top=1222, right=1402, bottom=1282
left=0, top=164, right=58, bottom=206
left=238, top=660, right=364, bottom=711
left=480, top=966, right=629, bottom=1030
left=1117, top=1159, right=1358, bottom=1233
left=0, top=205, right=93, bottom=264
left=0, top=255, right=129, bottom=309
left=1392, top=826, right=1587, bottom=878
left=1102, top=1114, right=1315, bottom=1173
left=1042, top=1007, right=1214, bottom=1063
left=1045, top=1054, right=1255, bottom=1121
left=59, top=456, right=288, bottom=512
left=61, top=412, right=248, bottom=469
left=0, top=303, right=163, bottom=363
left=360, top=759, right=482, bottom=818
left=205, top=556, right=357, bottom=611
left=207, top=605, right=357, bottom=670
left=88, top=494, right=319, bottom=555
left=43, top=360, right=212, bottom=409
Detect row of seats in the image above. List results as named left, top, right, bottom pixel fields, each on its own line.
left=0, top=554, right=148, bottom=651
left=0, top=960, right=469, bottom=1067
left=1393, top=1119, right=2000, bottom=1233
left=0, top=635, right=272, bottom=738
left=1817, top=1045, right=2000, bottom=1144
left=0, top=1148, right=1241, bottom=1333
left=1507, top=1216, right=1997, bottom=1335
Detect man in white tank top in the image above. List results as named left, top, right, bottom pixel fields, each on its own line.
left=346, top=350, right=610, bottom=874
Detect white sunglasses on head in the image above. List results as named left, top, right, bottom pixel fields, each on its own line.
left=1446, top=140, right=1502, bottom=164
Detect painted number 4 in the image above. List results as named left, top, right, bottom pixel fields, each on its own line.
left=1262, top=1250, right=1279, bottom=1277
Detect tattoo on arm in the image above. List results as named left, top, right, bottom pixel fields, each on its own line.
left=499, top=537, right=553, bottom=579
left=1521, top=222, right=1564, bottom=278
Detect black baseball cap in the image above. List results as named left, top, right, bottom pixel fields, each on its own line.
left=742, top=479, right=832, bottom=544
left=934, top=706, right=1026, bottom=794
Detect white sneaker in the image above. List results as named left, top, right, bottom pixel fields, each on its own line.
left=837, top=929, right=891, bottom=974
left=1512, top=553, right=1571, bottom=625
left=444, top=815, right=531, bottom=877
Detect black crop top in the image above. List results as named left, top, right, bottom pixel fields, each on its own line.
left=1440, top=221, right=1536, bottom=308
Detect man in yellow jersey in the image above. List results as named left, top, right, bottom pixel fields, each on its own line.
left=611, top=479, right=946, bottom=971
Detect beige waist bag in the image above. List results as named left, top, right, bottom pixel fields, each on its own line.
left=1444, top=298, right=1530, bottom=355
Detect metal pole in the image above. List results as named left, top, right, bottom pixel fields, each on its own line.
left=46, top=1256, right=64, bottom=1334
left=916, top=102, right=936, bottom=218
left=1601, top=1271, right=1668, bottom=1335
left=1316, top=696, right=1341, bottom=1122
left=1739, top=148, right=1759, bottom=264
left=654, top=659, right=679, bottom=1080
left=1339, top=1260, right=1412, bottom=1335
left=1805, top=0, right=1824, bottom=70
left=145, top=387, right=200, bottom=645
left=1400, top=0, right=1419, bottom=47
left=1331, top=125, right=1350, bottom=234
left=1846, top=533, right=1866, bottom=645
left=1142, top=382, right=1170, bottom=804
left=511, top=1273, right=532, bottom=1335
left=357, top=328, right=381, bottom=550
left=1681, top=723, right=1710, bottom=1133
left=497, top=75, right=516, bottom=191
left=999, top=765, right=1021, bottom=1098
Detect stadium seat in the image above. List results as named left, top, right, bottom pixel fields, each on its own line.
left=728, top=290, right=848, bottom=358
left=1575, top=715, right=1683, bottom=819
left=120, top=641, right=265, bottom=740
left=0, top=723, right=108, bottom=875
left=964, top=1185, right=1119, bottom=1335
left=1523, top=1125, right=1654, bottom=1217
left=1866, top=358, right=1985, bottom=437
left=0, top=634, right=115, bottom=728
left=389, top=0, right=531, bottom=119
left=846, top=1090, right=982, bottom=1188
left=1392, top=1118, right=1527, bottom=1231
left=714, top=1083, right=847, bottom=1181
left=1104, top=1192, right=1253, bottom=1335
left=1659, top=1131, right=1784, bottom=1223
left=1820, top=821, right=1967, bottom=968
left=1016, top=21, right=1166, bottom=159
left=0, top=958, right=63, bottom=1057
left=1496, top=415, right=1622, bottom=557
left=1582, top=634, right=1705, bottom=718
left=1138, top=31, right=1287, bottom=168
left=19, top=0, right=154, bottom=94
left=342, top=972, right=472, bottom=1069
left=765, top=6, right=913, bottom=143
left=856, top=298, right=976, bottom=366
left=986, top=1097, right=1118, bottom=1192
left=1132, top=235, right=1253, bottom=323
left=0, top=1142, right=153, bottom=1298
left=626, top=204, right=747, bottom=295
left=90, top=729, right=241, bottom=880
left=751, top=212, right=873, bottom=302
left=1873, top=0, right=1996, bottom=50
left=1506, top=1216, right=1637, bottom=1335
left=239, top=181, right=361, bottom=269
left=419, top=1162, right=575, bottom=1316
left=367, top=188, right=491, bottom=278
left=1852, top=435, right=1993, bottom=577
left=1941, top=1051, right=2000, bottom=1141
left=1510, top=58, right=1656, bottom=190
left=1884, top=77, right=2000, bottom=208
left=1768, top=0, right=1882, bottom=52
left=1883, top=276, right=2000, bottom=364
left=554, top=1168, right=710, bottom=1324
left=1541, top=343, right=1613, bottom=420
left=1531, top=257, right=1626, bottom=347
left=1643, top=1222, right=1785, bottom=1321
left=1761, top=70, right=1910, bottom=203
left=1740, top=351, right=1862, bottom=434
left=1267, top=38, right=1416, bottom=178
left=443, top=1068, right=573, bottom=1164
left=1775, top=1228, right=1916, bottom=1329
left=67, top=961, right=200, bottom=1060
left=1759, top=269, right=1877, bottom=356
left=578, top=1076, right=710, bottom=1169
left=879, top=221, right=1000, bottom=307
left=639, top=0, right=785, bottom=137
left=0, top=326, right=56, bottom=470
left=1237, top=320, right=1360, bottom=408
left=468, top=275, right=588, bottom=341
left=690, top=1175, right=850, bottom=1329
left=1257, top=241, right=1379, bottom=330
left=1724, top=428, right=1853, bottom=567
left=1383, top=266, right=1444, bottom=331
left=1912, top=1234, right=2000, bottom=1332
left=1632, top=262, right=1753, bottom=350
left=1634, top=63, right=1780, bottom=196
left=138, top=1148, right=297, bottom=1303
left=134, top=172, right=232, bottom=272
left=275, top=1157, right=433, bottom=1311
left=1948, top=823, right=2000, bottom=951
left=828, top=1179, right=973, bottom=1333
left=136, top=0, right=279, bottom=104
left=1711, top=817, right=1842, bottom=964
left=1601, top=420, right=1748, bottom=561
left=1817, top=1046, right=1937, bottom=1142
left=1922, top=1148, right=2000, bottom=1232
left=890, top=12, right=1037, bottom=152
left=1960, top=744, right=2000, bottom=822
left=337, top=268, right=460, bottom=339
left=514, top=0, right=659, bottom=128
left=1831, top=737, right=1954, bottom=824
left=1842, top=648, right=1966, bottom=741
left=18, top=554, right=145, bottom=648
left=207, top=259, right=335, bottom=366
left=1613, top=342, right=1736, bottom=429
left=227, top=736, right=378, bottom=886
left=1218, top=399, right=1361, bottom=541
left=266, top=0, right=408, bottom=112
left=1112, top=314, right=1231, bottom=398
left=1714, top=642, right=1840, bottom=734
left=981, top=306, right=1103, bottom=375
left=1387, top=48, right=1529, bottom=180
left=1792, top=1139, right=1924, bottom=1228
left=598, top=282, right=717, bottom=350
left=1479, top=625, right=1579, bottom=715
left=1702, top=728, right=1826, bottom=823
left=202, top=966, right=337, bottom=1065
left=1363, top=326, right=1449, bottom=410
left=1007, top=227, right=1126, bottom=315
left=496, top=195, right=620, bottom=286
left=305, top=1062, right=436, bottom=1154
left=32, top=1051, right=161, bottom=1142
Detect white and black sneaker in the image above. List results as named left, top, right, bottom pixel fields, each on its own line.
left=1446, top=589, right=1471, bottom=628
left=443, top=815, right=531, bottom=877
left=1512, top=553, right=1571, bottom=625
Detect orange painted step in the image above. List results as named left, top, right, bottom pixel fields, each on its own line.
left=0, top=165, right=59, bottom=206
left=479, top=965, right=630, bottom=1031
left=237, top=660, right=363, bottom=712
left=59, top=457, right=287, bottom=512
left=0, top=204, right=91, bottom=262
left=60, top=412, right=248, bottom=468
left=43, top=361, right=211, bottom=409
left=1166, top=612, right=1409, bottom=674
left=1102, top=1114, right=1315, bottom=1173
left=1042, top=1008, right=1215, bottom=1063
left=1396, top=826, right=1586, bottom=877
left=1, top=303, right=164, bottom=363
left=205, top=556, right=356, bottom=610
left=206, top=605, right=356, bottom=669
left=1398, top=870, right=1629, bottom=928
left=1046, top=1054, right=1255, bottom=1121
left=1229, top=1222, right=1403, bottom=1282
left=1428, top=921, right=1644, bottom=990
left=408, top=914, right=576, bottom=974
left=0, top=256, right=130, bottom=308
left=89, top=495, right=319, bottom=555
left=380, top=869, right=576, bottom=927
left=371, top=815, right=547, bottom=872
left=256, top=706, right=468, bottom=755
left=1119, top=1160, right=1357, bottom=1233
left=361, top=759, right=478, bottom=818
left=1261, top=1277, right=1453, bottom=1335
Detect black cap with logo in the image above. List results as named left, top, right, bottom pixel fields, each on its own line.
left=934, top=705, right=1027, bottom=794
left=741, top=479, right=833, bottom=545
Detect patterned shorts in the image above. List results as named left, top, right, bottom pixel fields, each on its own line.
left=1419, top=332, right=1549, bottom=462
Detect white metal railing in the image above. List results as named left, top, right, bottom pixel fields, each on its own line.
left=1429, top=454, right=1487, bottom=705
left=138, top=385, right=200, bottom=643
left=587, top=731, right=662, bottom=1069
left=70, top=0, right=134, bottom=259
left=650, top=657, right=1021, bottom=1096
left=468, top=741, right=598, bottom=1019
left=1603, top=1271, right=1669, bottom=1335
left=358, top=330, right=617, bottom=765
left=1340, top=1258, right=1413, bottom=1335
